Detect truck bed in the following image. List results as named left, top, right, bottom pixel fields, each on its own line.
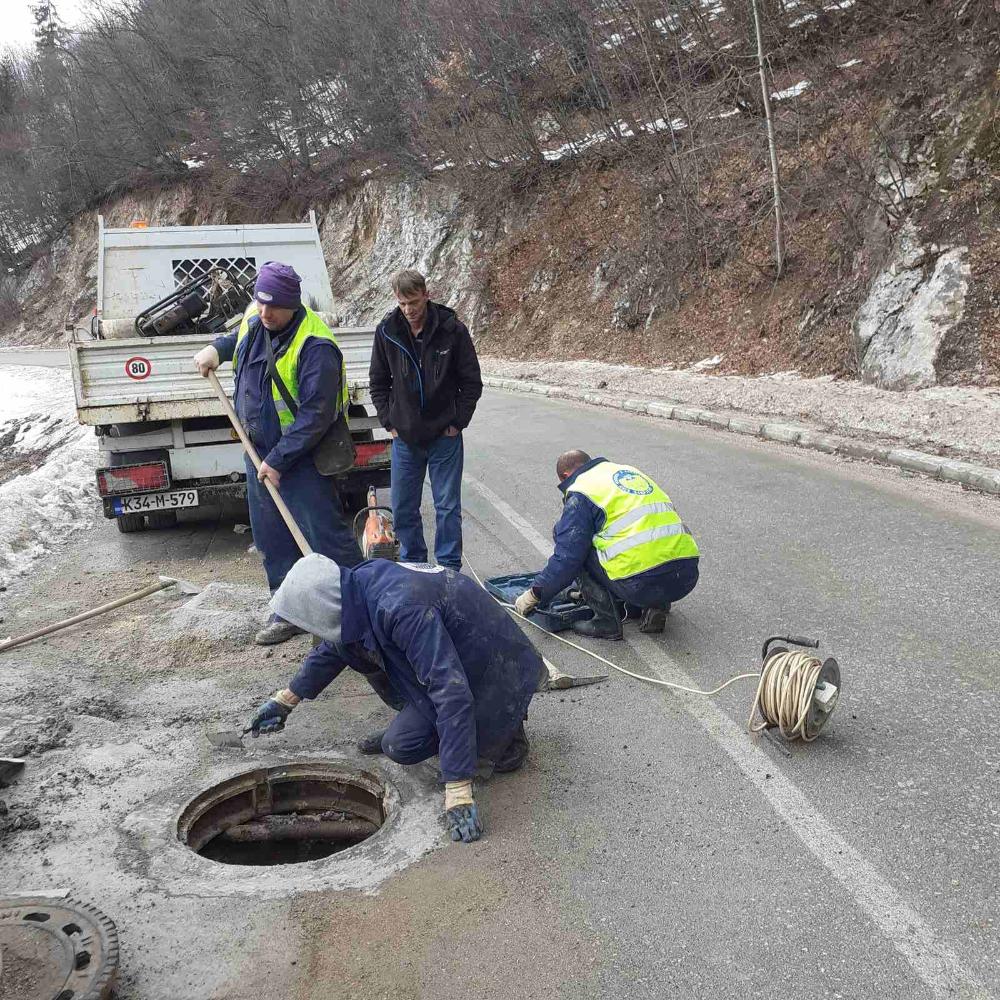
left=70, top=329, right=378, bottom=426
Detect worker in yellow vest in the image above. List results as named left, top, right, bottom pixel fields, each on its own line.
left=515, top=450, right=699, bottom=640
left=194, top=262, right=362, bottom=644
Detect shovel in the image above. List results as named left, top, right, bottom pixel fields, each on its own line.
left=207, top=370, right=312, bottom=558
left=203, top=371, right=319, bottom=752
left=0, top=576, right=200, bottom=654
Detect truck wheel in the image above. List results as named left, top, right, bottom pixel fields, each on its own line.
left=147, top=510, right=178, bottom=529
left=116, top=513, right=147, bottom=533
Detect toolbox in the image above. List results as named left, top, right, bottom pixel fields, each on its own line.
left=484, top=573, right=593, bottom=634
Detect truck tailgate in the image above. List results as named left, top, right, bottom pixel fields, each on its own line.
left=71, top=328, right=377, bottom=425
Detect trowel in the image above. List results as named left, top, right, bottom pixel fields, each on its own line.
left=0, top=576, right=201, bottom=654
left=540, top=656, right=608, bottom=690
left=206, top=725, right=253, bottom=749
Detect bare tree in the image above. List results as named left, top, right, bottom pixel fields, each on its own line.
left=751, top=0, right=785, bottom=279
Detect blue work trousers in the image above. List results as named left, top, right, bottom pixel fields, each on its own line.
left=245, top=455, right=362, bottom=592
left=390, top=433, right=464, bottom=570
left=585, top=550, right=699, bottom=610
left=380, top=703, right=439, bottom=765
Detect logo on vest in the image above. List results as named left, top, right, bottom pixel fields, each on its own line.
left=612, top=469, right=655, bottom=496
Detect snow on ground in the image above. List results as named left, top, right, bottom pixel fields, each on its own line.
left=0, top=365, right=98, bottom=584
left=772, top=80, right=811, bottom=101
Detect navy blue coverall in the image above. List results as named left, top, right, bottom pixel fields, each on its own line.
left=532, top=456, right=699, bottom=610
left=286, top=561, right=544, bottom=781
left=213, top=311, right=361, bottom=591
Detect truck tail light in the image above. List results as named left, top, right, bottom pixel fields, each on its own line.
left=96, top=461, right=169, bottom=497
left=353, top=441, right=391, bottom=467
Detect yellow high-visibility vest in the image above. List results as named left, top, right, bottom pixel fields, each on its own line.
left=567, top=462, right=699, bottom=580
left=234, top=303, right=348, bottom=428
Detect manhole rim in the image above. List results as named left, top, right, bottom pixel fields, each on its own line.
left=174, top=757, right=403, bottom=869
left=0, top=895, right=119, bottom=1000
left=121, top=751, right=442, bottom=898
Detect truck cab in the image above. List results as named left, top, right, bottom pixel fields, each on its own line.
left=69, top=214, right=390, bottom=532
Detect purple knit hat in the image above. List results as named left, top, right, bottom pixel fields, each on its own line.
left=254, top=261, right=301, bottom=309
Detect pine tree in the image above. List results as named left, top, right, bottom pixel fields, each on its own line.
left=30, top=2, right=63, bottom=56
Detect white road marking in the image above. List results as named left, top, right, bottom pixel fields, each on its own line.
left=464, top=471, right=990, bottom=1000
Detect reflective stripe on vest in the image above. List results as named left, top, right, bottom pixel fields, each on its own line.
left=234, top=304, right=349, bottom=430
left=567, top=463, right=699, bottom=580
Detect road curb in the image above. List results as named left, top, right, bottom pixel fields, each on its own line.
left=482, top=376, right=1000, bottom=497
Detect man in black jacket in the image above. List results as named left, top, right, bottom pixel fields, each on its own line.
left=369, top=269, right=483, bottom=570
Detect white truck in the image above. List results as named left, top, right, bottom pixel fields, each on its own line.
left=68, top=214, right=390, bottom=532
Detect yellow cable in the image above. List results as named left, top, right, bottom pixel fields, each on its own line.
left=468, top=563, right=827, bottom=739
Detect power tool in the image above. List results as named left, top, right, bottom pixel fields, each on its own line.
left=354, top=486, right=399, bottom=561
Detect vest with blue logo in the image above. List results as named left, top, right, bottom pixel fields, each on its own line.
left=566, top=462, right=699, bottom=580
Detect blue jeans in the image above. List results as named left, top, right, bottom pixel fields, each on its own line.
left=390, top=433, right=464, bottom=570
left=245, top=455, right=362, bottom=592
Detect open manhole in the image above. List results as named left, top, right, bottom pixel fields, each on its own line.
left=0, top=896, right=119, bottom=1000
left=177, top=762, right=388, bottom=866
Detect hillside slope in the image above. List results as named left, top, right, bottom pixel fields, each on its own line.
left=3, top=6, right=997, bottom=390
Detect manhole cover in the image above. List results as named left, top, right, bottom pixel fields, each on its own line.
left=177, top=761, right=388, bottom=866
left=0, top=896, right=118, bottom=1000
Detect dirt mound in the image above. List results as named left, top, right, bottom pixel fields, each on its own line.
left=0, top=798, right=41, bottom=841
left=152, top=581, right=271, bottom=645
left=0, top=714, right=72, bottom=758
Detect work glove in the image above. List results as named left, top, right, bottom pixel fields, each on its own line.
left=249, top=690, right=297, bottom=737
left=193, top=345, right=220, bottom=377
left=444, top=780, right=483, bottom=843
left=514, top=589, right=540, bottom=617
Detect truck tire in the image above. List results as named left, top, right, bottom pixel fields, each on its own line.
left=147, top=510, right=178, bottom=529
left=116, top=513, right=146, bottom=533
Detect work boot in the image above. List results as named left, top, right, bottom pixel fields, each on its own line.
left=357, top=730, right=387, bottom=756
left=571, top=569, right=623, bottom=641
left=494, top=723, right=530, bottom=773
left=638, top=606, right=670, bottom=634
left=254, top=617, right=307, bottom=646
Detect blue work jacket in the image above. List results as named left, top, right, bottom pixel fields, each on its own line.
left=532, top=457, right=698, bottom=603
left=292, top=560, right=543, bottom=781
left=212, top=310, right=343, bottom=473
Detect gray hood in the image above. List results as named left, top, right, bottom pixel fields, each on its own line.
left=269, top=553, right=343, bottom=642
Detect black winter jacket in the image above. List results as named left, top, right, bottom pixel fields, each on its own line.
left=369, top=302, right=483, bottom=446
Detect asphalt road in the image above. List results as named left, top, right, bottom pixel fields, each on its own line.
left=455, top=391, right=1000, bottom=1000
left=0, top=347, right=69, bottom=367
left=4, top=387, right=999, bottom=999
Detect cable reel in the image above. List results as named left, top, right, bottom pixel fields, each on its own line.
left=749, top=635, right=841, bottom=742
left=470, top=561, right=844, bottom=745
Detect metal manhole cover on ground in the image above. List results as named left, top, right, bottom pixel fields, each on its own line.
left=0, top=897, right=118, bottom=1000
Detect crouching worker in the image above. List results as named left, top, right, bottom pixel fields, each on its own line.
left=247, top=553, right=546, bottom=843
left=515, top=451, right=700, bottom=640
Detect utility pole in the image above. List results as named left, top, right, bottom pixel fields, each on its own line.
left=751, top=0, right=785, bottom=279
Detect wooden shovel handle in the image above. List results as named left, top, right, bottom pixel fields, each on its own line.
left=207, top=369, right=312, bottom=557
left=0, top=580, right=170, bottom=653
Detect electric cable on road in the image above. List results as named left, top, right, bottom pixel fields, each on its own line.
left=468, top=563, right=840, bottom=741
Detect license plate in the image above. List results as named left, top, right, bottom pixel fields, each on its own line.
left=112, top=490, right=199, bottom=514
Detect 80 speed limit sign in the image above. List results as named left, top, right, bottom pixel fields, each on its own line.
left=124, top=356, right=152, bottom=380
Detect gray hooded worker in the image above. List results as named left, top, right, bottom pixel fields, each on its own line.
left=248, top=553, right=545, bottom=843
